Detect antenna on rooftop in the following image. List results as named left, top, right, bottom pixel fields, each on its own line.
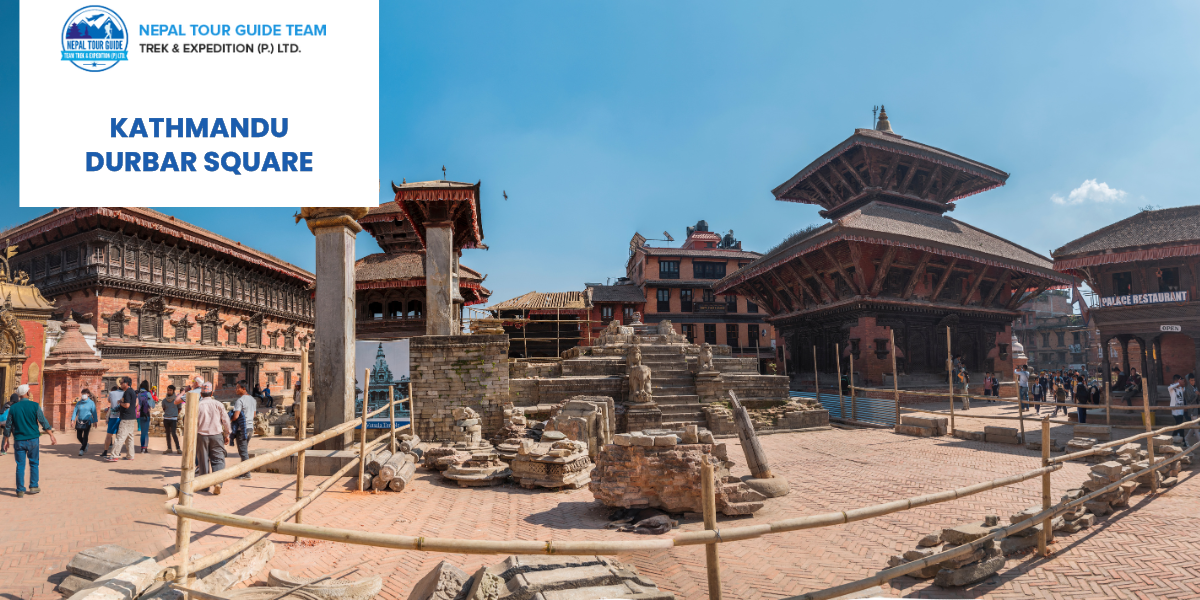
left=872, top=105, right=879, bottom=128
left=442, top=165, right=446, bottom=180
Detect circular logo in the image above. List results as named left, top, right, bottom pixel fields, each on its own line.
left=61, top=6, right=129, bottom=73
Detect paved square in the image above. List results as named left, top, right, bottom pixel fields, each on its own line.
left=2, top=416, right=1198, bottom=599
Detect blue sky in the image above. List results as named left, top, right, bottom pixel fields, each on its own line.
left=4, top=2, right=1200, bottom=305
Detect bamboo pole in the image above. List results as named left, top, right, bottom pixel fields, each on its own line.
left=358, top=368, right=370, bottom=492
left=849, top=353, right=857, bottom=421
left=812, top=345, right=818, bottom=400
left=174, top=390, right=201, bottom=585
left=946, top=327, right=955, bottom=434
left=1019, top=401, right=1026, bottom=443
left=388, top=386, right=396, bottom=456
left=1039, top=416, right=1050, bottom=556
left=890, top=329, right=899, bottom=428
left=835, top=343, right=844, bottom=420
left=702, top=461, right=722, bottom=600
left=1143, top=379, right=1157, bottom=493
left=1050, top=414, right=1200, bottom=464
left=900, top=405, right=1072, bottom=425
left=162, top=399, right=399, bottom=499
left=295, top=345, right=309, bottom=540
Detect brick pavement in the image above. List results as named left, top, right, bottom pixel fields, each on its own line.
left=4, top=423, right=1200, bottom=599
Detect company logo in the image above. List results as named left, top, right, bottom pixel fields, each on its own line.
left=61, top=5, right=128, bottom=72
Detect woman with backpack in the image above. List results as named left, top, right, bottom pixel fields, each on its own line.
left=136, top=380, right=155, bottom=454
left=70, top=389, right=98, bottom=456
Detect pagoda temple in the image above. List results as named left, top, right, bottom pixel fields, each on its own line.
left=715, top=108, right=1074, bottom=384
left=355, top=190, right=490, bottom=341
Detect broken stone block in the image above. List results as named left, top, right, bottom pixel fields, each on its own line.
left=1077, top=513, right=1096, bottom=529
left=933, top=546, right=1005, bottom=587
left=1012, top=522, right=1043, bottom=538
left=1057, top=519, right=1084, bottom=534
left=1073, top=424, right=1112, bottom=441
left=917, top=533, right=942, bottom=547
left=1062, top=506, right=1088, bottom=522
left=653, top=435, right=677, bottom=447
left=1163, top=476, right=1179, bottom=488
left=630, top=434, right=654, bottom=447
left=903, top=548, right=936, bottom=562
left=901, top=414, right=948, bottom=435
left=886, top=554, right=941, bottom=579
left=952, top=429, right=985, bottom=442
left=1149, top=435, right=1174, bottom=449
left=1009, top=506, right=1041, bottom=524
left=1091, top=461, right=1125, bottom=480
left=510, top=440, right=592, bottom=490
left=407, top=561, right=470, bottom=600
left=941, top=523, right=1002, bottom=546
left=983, top=515, right=1000, bottom=527
left=267, top=567, right=381, bottom=600
left=406, top=555, right=675, bottom=600
left=66, top=545, right=149, bottom=582
left=591, top=443, right=761, bottom=515
left=938, top=544, right=984, bottom=569
left=442, top=452, right=511, bottom=487
left=57, top=575, right=93, bottom=596
left=1000, top=534, right=1039, bottom=554
left=895, top=423, right=936, bottom=437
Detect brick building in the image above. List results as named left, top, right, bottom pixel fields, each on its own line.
left=0, top=207, right=314, bottom=401
left=627, top=221, right=775, bottom=366
left=584, top=280, right=646, bottom=338
left=1053, top=205, right=1200, bottom=404
left=1012, top=290, right=1094, bottom=371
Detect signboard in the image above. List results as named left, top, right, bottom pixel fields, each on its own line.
left=358, top=417, right=411, bottom=430
left=1161, top=325, right=1183, bottom=332
left=1098, top=291, right=1188, bottom=307
left=693, top=302, right=729, bottom=315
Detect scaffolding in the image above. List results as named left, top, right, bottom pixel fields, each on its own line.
left=466, top=305, right=600, bottom=358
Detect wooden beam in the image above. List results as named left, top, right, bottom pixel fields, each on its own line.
left=785, top=261, right=823, bottom=304
left=796, top=253, right=836, bottom=302
left=754, top=279, right=786, bottom=315
left=868, top=246, right=898, bottom=297
left=880, top=154, right=902, bottom=188
left=847, top=242, right=870, bottom=295
left=829, top=160, right=860, bottom=196
left=920, top=165, right=942, bottom=198
left=983, top=269, right=1013, bottom=307
left=929, top=258, right=960, bottom=301
left=860, top=146, right=878, bottom=186
left=1005, top=275, right=1033, bottom=310
left=901, top=252, right=933, bottom=300
left=804, top=181, right=833, bottom=206
left=736, top=284, right=770, bottom=314
left=767, top=271, right=801, bottom=312
left=837, top=155, right=868, bottom=190
left=961, top=264, right=988, bottom=306
left=777, top=266, right=810, bottom=307
left=1013, top=281, right=1052, bottom=310
left=821, top=246, right=861, bottom=296
left=898, top=161, right=920, bottom=194
left=813, top=170, right=845, bottom=204
left=937, top=170, right=962, bottom=203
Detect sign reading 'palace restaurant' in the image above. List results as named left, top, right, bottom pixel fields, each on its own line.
left=1098, top=291, right=1189, bottom=307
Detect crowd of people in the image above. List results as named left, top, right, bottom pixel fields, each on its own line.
left=3, top=374, right=261, bottom=499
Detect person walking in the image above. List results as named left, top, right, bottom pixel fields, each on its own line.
left=1169, top=374, right=1186, bottom=442
left=231, top=381, right=257, bottom=480
left=161, top=385, right=182, bottom=455
left=136, top=381, right=155, bottom=454
left=101, top=385, right=122, bottom=458
left=0, top=395, right=13, bottom=456
left=1051, top=379, right=1068, bottom=418
left=107, top=377, right=138, bottom=462
left=1185, top=373, right=1199, bottom=420
left=991, top=373, right=1000, bottom=400
left=1074, top=376, right=1090, bottom=424
left=70, top=389, right=98, bottom=456
left=5, top=384, right=57, bottom=498
left=1031, top=378, right=1044, bottom=414
left=1015, top=366, right=1030, bottom=412
left=195, top=385, right=231, bottom=494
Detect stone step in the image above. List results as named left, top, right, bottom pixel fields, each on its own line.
left=654, top=394, right=700, bottom=404
left=662, top=416, right=707, bottom=428
left=659, top=405, right=704, bottom=415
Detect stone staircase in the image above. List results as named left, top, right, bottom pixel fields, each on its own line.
left=638, top=345, right=706, bottom=428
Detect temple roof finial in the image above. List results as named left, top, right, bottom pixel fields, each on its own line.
left=875, top=105, right=894, bottom=134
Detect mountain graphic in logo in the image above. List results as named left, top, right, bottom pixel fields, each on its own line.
left=61, top=6, right=128, bottom=72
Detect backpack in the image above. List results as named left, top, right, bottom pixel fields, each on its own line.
left=137, top=390, right=153, bottom=418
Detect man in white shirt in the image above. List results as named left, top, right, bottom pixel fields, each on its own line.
left=231, top=381, right=257, bottom=480
left=1015, top=366, right=1030, bottom=412
left=1169, top=374, right=1186, bottom=442
left=100, top=385, right=124, bottom=458
left=196, top=384, right=231, bottom=494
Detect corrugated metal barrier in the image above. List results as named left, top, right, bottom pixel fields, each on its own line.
left=791, top=389, right=896, bottom=426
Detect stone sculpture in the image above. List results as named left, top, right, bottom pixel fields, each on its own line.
left=728, top=391, right=790, bottom=498
left=700, top=343, right=715, bottom=372
left=628, top=347, right=653, bottom=404
left=509, top=439, right=592, bottom=489
left=544, top=395, right=614, bottom=459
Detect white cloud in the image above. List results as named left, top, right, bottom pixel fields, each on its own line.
left=1051, top=179, right=1128, bottom=205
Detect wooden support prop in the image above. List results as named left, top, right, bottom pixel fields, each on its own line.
left=812, top=345, right=819, bottom=400
left=891, top=329, right=899, bottom=427
left=869, top=246, right=897, bottom=297
left=728, top=391, right=772, bottom=479
left=358, top=368, right=370, bottom=492
left=295, top=344, right=309, bottom=540
left=901, top=253, right=932, bottom=300
left=388, top=386, right=396, bottom=456
left=946, top=326, right=955, bottom=434
left=850, top=353, right=857, bottom=421
left=701, top=461, right=723, bottom=600
left=982, top=269, right=1012, bottom=307
left=1143, top=381, right=1157, bottom=493
left=175, top=390, right=201, bottom=585
left=1039, top=416, right=1050, bottom=556
left=821, top=246, right=861, bottom=296
left=835, top=343, right=845, bottom=419
left=929, top=258, right=959, bottom=300
left=1019, top=399, right=1026, bottom=443
left=961, top=264, right=987, bottom=306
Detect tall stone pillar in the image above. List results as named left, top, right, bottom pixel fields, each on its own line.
left=425, top=222, right=455, bottom=336
left=301, top=207, right=369, bottom=449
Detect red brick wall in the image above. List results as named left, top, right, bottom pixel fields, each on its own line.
left=1159, top=333, right=1196, bottom=383
left=845, top=316, right=900, bottom=386
left=18, top=319, right=46, bottom=401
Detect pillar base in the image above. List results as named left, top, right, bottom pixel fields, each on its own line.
left=622, top=404, right=662, bottom=433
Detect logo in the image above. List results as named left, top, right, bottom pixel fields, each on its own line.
left=61, top=6, right=128, bottom=72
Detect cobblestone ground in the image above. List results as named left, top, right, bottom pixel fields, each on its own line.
left=3, top=418, right=1199, bottom=599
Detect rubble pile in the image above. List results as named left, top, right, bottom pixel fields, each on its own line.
left=886, top=517, right=1006, bottom=587
left=589, top=433, right=766, bottom=515
left=509, top=439, right=592, bottom=489
left=704, top=398, right=824, bottom=435
left=406, top=555, right=675, bottom=600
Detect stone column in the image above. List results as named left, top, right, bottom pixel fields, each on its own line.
left=301, top=207, right=369, bottom=449
left=425, top=222, right=455, bottom=336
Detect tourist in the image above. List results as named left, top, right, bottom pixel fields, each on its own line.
left=1169, top=374, right=1186, bottom=441
left=1123, top=369, right=1142, bottom=406
left=1051, top=380, right=1068, bottom=418
left=1031, top=378, right=1043, bottom=414
left=101, top=385, right=122, bottom=458
left=137, top=380, right=155, bottom=454
left=1186, top=374, right=1198, bottom=420
left=70, top=389, right=98, bottom=456
left=0, top=393, right=13, bottom=455
left=262, top=385, right=273, bottom=409
left=982, top=373, right=993, bottom=397
left=231, top=381, right=257, bottom=479
left=991, top=373, right=1000, bottom=400
left=162, top=385, right=181, bottom=455
left=195, top=384, right=231, bottom=494
left=5, top=384, right=57, bottom=498
left=1074, top=376, right=1090, bottom=424
left=1015, top=365, right=1030, bottom=411
left=107, top=377, right=138, bottom=462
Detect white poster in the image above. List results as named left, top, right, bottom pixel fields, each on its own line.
left=20, top=1, right=378, bottom=207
